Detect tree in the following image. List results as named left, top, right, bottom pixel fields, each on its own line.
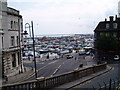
left=96, top=34, right=118, bottom=52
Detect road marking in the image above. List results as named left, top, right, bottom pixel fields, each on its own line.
left=51, top=61, right=66, bottom=76
left=52, top=65, right=61, bottom=76
left=12, top=60, right=59, bottom=84
left=11, top=54, right=80, bottom=84
left=38, top=62, right=44, bottom=64
left=93, top=66, right=114, bottom=80
left=58, top=65, right=61, bottom=69
left=75, top=66, right=113, bottom=88
left=11, top=71, right=36, bottom=84
left=48, top=60, right=57, bottom=64
left=53, top=69, right=59, bottom=75
left=73, top=80, right=91, bottom=88
left=13, top=55, right=81, bottom=84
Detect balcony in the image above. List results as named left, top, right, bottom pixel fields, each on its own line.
left=2, top=46, right=21, bottom=53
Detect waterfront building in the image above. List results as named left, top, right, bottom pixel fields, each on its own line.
left=0, top=0, right=24, bottom=78
left=94, top=15, right=120, bottom=60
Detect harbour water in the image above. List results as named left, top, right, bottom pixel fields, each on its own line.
left=35, top=34, right=74, bottom=37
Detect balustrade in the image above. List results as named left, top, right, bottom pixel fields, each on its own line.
left=2, top=62, right=107, bottom=89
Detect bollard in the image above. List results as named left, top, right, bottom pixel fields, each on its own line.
left=103, top=82, right=107, bottom=90
left=92, top=85, right=96, bottom=90
left=97, top=82, right=101, bottom=90
left=109, top=79, right=112, bottom=90
left=113, top=79, right=116, bottom=89
left=79, top=63, right=83, bottom=68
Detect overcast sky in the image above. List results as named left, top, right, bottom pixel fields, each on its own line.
left=7, top=0, right=119, bottom=35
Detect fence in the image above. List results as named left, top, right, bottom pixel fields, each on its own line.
left=91, top=78, right=120, bottom=90
left=2, top=62, right=107, bottom=90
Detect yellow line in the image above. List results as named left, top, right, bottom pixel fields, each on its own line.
left=12, top=64, right=50, bottom=84
left=112, top=67, right=114, bottom=70
left=73, top=80, right=91, bottom=88
left=11, top=71, right=35, bottom=84
left=74, top=66, right=113, bottom=88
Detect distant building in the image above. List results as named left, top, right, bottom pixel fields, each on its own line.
left=94, top=15, right=120, bottom=60
left=0, top=0, right=24, bottom=78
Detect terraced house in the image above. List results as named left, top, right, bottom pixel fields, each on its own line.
left=0, top=0, right=24, bottom=79
left=94, top=15, right=120, bottom=60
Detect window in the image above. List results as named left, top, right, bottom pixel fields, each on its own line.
left=113, top=23, right=117, bottom=29
left=16, top=22, right=18, bottom=30
left=106, top=24, right=109, bottom=29
left=12, top=54, right=16, bottom=67
left=2, top=37, right=3, bottom=48
left=11, top=21, right=13, bottom=29
left=14, top=21, right=16, bottom=30
left=105, top=33, right=109, bottom=36
left=113, top=33, right=117, bottom=37
left=100, top=33, right=103, bottom=36
left=16, top=36, right=19, bottom=46
left=11, top=36, right=15, bottom=46
left=21, top=22, right=23, bottom=31
left=18, top=52, right=20, bottom=65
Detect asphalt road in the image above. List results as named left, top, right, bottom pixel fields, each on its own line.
left=23, top=53, right=96, bottom=82
left=72, top=62, right=120, bottom=89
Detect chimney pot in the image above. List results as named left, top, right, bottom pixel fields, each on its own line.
left=115, top=15, right=117, bottom=20
left=105, top=18, right=107, bottom=21
left=109, top=16, right=114, bottom=21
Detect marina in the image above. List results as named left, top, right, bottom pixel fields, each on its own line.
left=23, top=34, right=94, bottom=60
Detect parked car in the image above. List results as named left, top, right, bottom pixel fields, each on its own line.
left=114, top=55, right=119, bottom=61
left=22, top=56, right=28, bottom=60
left=66, top=55, right=73, bottom=59
left=86, top=51, right=90, bottom=55
left=25, top=51, right=40, bottom=58
left=79, top=50, right=85, bottom=55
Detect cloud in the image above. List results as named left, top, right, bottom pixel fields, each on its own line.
left=8, top=0, right=119, bottom=34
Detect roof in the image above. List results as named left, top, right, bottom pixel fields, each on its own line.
left=94, top=16, right=120, bottom=32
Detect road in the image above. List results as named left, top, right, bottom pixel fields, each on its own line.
left=23, top=53, right=96, bottom=82
left=72, top=62, right=120, bottom=89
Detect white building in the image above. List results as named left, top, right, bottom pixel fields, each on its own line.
left=0, top=0, right=24, bottom=79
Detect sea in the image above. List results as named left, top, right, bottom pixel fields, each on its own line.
left=35, top=34, right=74, bottom=37
left=35, top=34, right=93, bottom=37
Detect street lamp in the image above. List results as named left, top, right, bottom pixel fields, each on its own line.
left=23, top=21, right=37, bottom=79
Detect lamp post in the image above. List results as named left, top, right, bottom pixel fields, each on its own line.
left=23, top=21, right=37, bottom=79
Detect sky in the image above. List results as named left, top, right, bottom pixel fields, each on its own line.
left=7, top=0, right=119, bottom=35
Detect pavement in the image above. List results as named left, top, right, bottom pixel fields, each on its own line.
left=3, top=63, right=34, bottom=85
left=53, top=65, right=112, bottom=90
left=2, top=56, right=61, bottom=85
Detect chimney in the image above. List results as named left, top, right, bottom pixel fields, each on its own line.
left=105, top=18, right=107, bottom=21
left=115, top=15, right=117, bottom=20
left=109, top=16, right=114, bottom=22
